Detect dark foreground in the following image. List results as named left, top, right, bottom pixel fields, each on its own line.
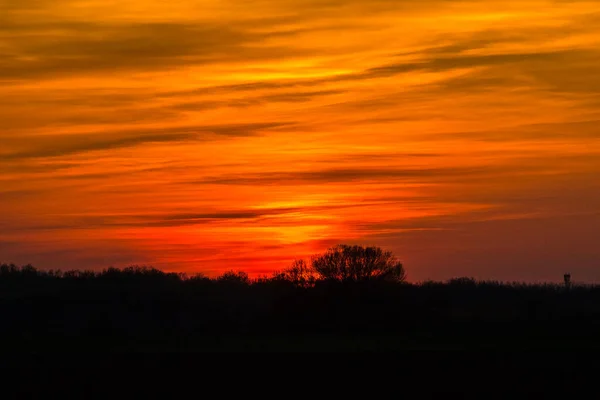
left=3, top=266, right=599, bottom=397
left=1, top=265, right=599, bottom=353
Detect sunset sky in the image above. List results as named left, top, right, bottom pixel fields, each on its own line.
left=1, top=0, right=599, bottom=282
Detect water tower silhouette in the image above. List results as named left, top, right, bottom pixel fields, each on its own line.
left=564, top=273, right=571, bottom=289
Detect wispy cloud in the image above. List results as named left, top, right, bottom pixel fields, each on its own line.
left=1, top=122, right=292, bottom=160
left=2, top=0, right=600, bottom=281
left=0, top=20, right=314, bottom=80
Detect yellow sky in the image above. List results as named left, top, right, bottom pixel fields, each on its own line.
left=1, top=0, right=600, bottom=281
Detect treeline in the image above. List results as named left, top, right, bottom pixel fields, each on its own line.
left=0, top=244, right=406, bottom=287
left=1, top=245, right=600, bottom=351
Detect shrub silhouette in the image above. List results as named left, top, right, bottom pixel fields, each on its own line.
left=272, top=259, right=316, bottom=288
left=217, top=270, right=250, bottom=285
left=311, top=244, right=406, bottom=283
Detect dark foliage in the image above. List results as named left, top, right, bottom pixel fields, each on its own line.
left=312, top=244, right=406, bottom=283
left=271, top=259, right=316, bottom=288
left=0, top=248, right=598, bottom=353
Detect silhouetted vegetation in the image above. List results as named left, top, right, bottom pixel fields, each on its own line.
left=312, top=244, right=406, bottom=283
left=1, top=245, right=599, bottom=352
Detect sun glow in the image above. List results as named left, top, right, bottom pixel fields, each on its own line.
left=2, top=0, right=600, bottom=281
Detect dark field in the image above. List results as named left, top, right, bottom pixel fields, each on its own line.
left=1, top=264, right=599, bottom=353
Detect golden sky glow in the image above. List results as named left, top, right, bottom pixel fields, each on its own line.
left=2, top=0, right=600, bottom=281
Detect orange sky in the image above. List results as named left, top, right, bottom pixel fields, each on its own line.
left=1, top=0, right=600, bottom=282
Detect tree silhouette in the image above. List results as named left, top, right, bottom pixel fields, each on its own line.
left=272, top=259, right=316, bottom=287
left=217, top=270, right=250, bottom=285
left=3, top=259, right=600, bottom=356
left=311, top=244, right=406, bottom=283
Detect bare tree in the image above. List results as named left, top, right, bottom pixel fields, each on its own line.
left=217, top=270, right=250, bottom=285
left=274, top=259, right=316, bottom=287
left=311, top=244, right=406, bottom=283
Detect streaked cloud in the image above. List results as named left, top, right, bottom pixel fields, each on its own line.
left=2, top=0, right=599, bottom=281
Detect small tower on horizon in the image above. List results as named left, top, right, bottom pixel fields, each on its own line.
left=564, top=273, right=571, bottom=289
